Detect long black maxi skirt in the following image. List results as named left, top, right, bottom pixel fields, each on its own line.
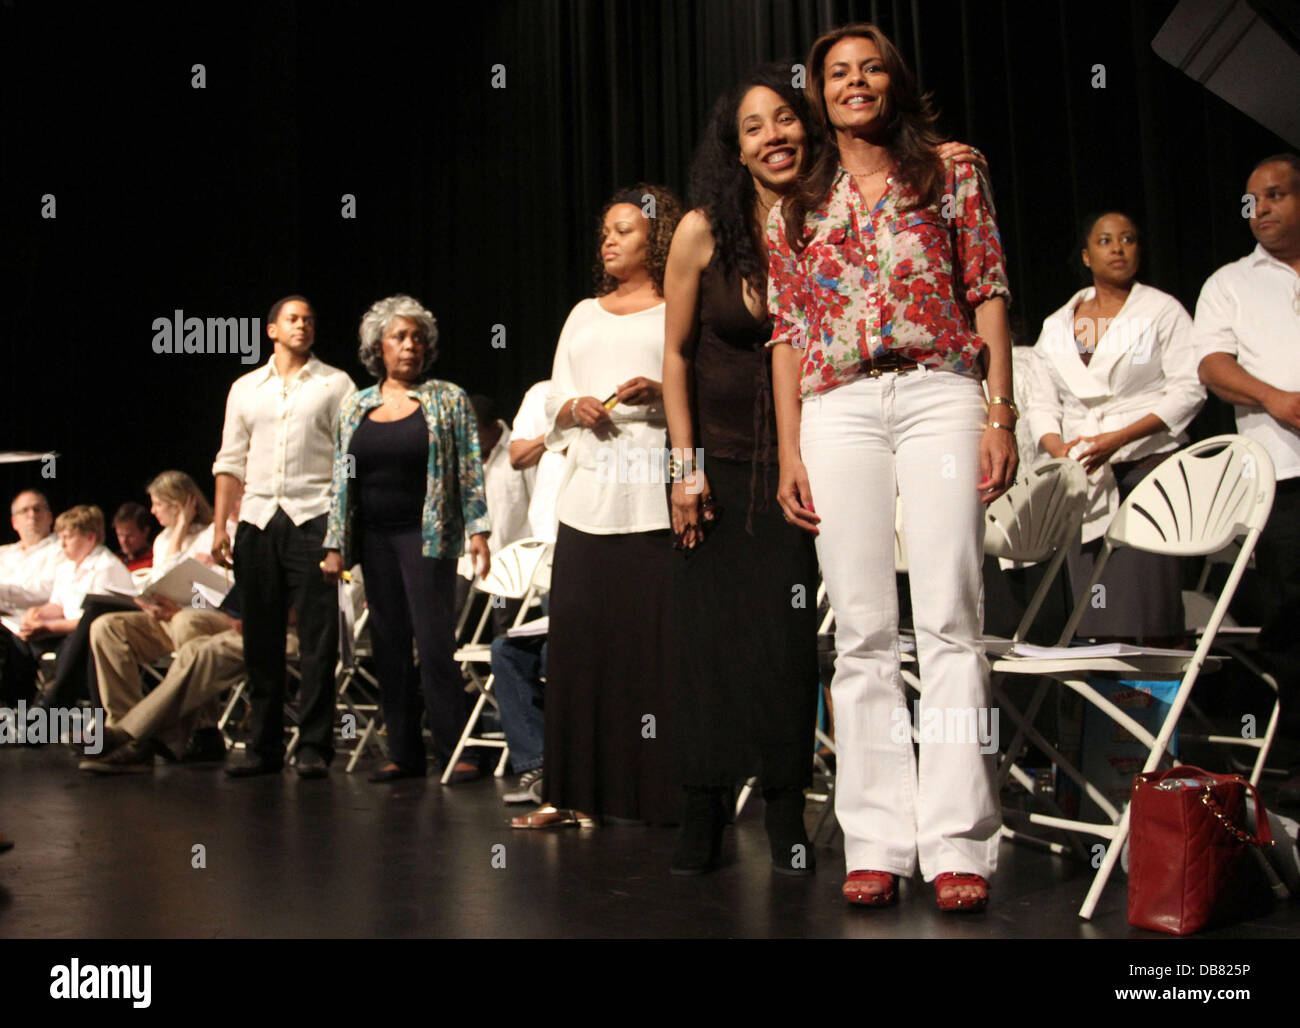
left=672, top=456, right=821, bottom=790
left=543, top=522, right=677, bottom=823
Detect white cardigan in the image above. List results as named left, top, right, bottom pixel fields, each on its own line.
left=1026, top=282, right=1205, bottom=542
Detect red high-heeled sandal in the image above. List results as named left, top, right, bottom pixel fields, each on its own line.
left=842, top=870, right=897, bottom=906
left=934, top=872, right=988, bottom=913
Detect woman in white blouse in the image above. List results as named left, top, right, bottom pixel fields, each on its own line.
left=1026, top=211, right=1205, bottom=640
left=511, top=184, right=684, bottom=829
left=88, top=471, right=235, bottom=729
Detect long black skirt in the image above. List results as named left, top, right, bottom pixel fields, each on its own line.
left=672, top=457, right=820, bottom=789
left=542, top=522, right=677, bottom=823
left=1069, top=453, right=1185, bottom=639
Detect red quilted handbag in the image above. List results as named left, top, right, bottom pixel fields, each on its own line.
left=1127, top=765, right=1274, bottom=935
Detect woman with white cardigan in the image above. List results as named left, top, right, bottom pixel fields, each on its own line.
left=1026, top=211, right=1205, bottom=641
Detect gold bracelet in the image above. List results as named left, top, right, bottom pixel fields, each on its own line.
left=985, top=420, right=1015, bottom=432
left=987, top=396, right=1019, bottom=417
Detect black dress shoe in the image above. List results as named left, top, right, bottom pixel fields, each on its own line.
left=368, top=763, right=425, bottom=783
left=224, top=751, right=283, bottom=777
left=182, top=727, right=227, bottom=763
left=1277, top=773, right=1300, bottom=809
left=294, top=750, right=329, bottom=779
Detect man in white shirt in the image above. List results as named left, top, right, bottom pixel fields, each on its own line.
left=1194, top=153, right=1300, bottom=800
left=509, top=380, right=564, bottom=543
left=1, top=505, right=135, bottom=703
left=211, top=295, right=356, bottom=777
left=0, top=490, right=66, bottom=612
left=474, top=394, right=532, bottom=554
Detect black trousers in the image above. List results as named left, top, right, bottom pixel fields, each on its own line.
left=234, top=509, right=339, bottom=762
left=44, top=594, right=139, bottom=708
left=358, top=525, right=466, bottom=771
left=0, top=630, right=57, bottom=704
left=1256, top=479, right=1300, bottom=737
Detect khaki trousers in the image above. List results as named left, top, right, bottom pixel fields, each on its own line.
left=117, top=628, right=246, bottom=757
left=91, top=608, right=233, bottom=725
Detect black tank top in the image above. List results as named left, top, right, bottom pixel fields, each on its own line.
left=692, top=252, right=777, bottom=465
left=349, top=408, right=429, bottom=530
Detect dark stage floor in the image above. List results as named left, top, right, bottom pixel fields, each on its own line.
left=1, top=744, right=1297, bottom=940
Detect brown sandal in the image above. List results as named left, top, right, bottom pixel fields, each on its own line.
left=510, top=805, right=596, bottom=829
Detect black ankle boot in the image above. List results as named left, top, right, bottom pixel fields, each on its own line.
left=670, top=787, right=727, bottom=876
left=764, top=787, right=815, bottom=876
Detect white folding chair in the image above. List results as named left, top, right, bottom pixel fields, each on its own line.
left=441, top=538, right=552, bottom=784
left=979, top=460, right=1092, bottom=856
left=989, top=435, right=1276, bottom=918
left=1176, top=540, right=1284, bottom=785
left=333, top=569, right=386, bottom=773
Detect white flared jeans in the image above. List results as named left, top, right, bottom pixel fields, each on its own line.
left=800, top=368, right=1000, bottom=880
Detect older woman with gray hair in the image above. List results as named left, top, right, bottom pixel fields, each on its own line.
left=323, top=294, right=492, bottom=783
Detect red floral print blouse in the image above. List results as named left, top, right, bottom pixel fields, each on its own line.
left=766, top=158, right=1010, bottom=398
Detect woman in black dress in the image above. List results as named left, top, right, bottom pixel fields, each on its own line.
left=662, top=65, right=989, bottom=876
left=661, top=66, right=823, bottom=874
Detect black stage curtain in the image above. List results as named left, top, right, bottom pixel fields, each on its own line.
left=0, top=0, right=1285, bottom=516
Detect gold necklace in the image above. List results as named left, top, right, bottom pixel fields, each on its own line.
left=843, top=155, right=891, bottom=178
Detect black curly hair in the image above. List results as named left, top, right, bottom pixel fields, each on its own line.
left=592, top=183, right=683, bottom=297
left=687, top=63, right=817, bottom=297
left=1073, top=209, right=1140, bottom=283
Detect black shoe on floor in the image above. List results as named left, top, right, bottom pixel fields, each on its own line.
left=670, top=787, right=727, bottom=876
left=224, top=751, right=284, bottom=777
left=182, top=727, right=227, bottom=764
left=79, top=740, right=156, bottom=774
left=765, top=787, right=815, bottom=877
left=294, top=749, right=330, bottom=779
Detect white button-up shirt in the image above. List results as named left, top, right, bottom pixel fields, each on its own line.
left=481, top=422, right=532, bottom=554
left=49, top=544, right=137, bottom=620
left=1027, top=282, right=1205, bottom=541
left=1192, top=244, right=1300, bottom=481
left=212, top=354, right=356, bottom=527
left=0, top=533, right=67, bottom=611
left=146, top=522, right=220, bottom=584
left=512, top=380, right=564, bottom=543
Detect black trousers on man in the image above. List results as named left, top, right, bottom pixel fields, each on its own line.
left=1257, top=479, right=1300, bottom=738
left=234, top=509, right=339, bottom=763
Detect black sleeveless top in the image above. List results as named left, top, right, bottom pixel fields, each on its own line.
left=349, top=408, right=429, bottom=530
left=693, top=252, right=777, bottom=465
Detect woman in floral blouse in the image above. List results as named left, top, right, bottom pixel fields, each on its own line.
left=322, top=294, right=491, bottom=784
left=768, top=23, right=1017, bottom=912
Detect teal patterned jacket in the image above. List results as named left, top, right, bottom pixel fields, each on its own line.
left=324, top=379, right=491, bottom=565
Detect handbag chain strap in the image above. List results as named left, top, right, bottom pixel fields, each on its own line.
left=1200, top=788, right=1271, bottom=847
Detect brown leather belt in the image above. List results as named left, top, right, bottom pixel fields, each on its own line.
left=864, top=352, right=921, bottom=377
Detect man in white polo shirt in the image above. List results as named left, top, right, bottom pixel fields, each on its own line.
left=1195, top=153, right=1300, bottom=800
left=211, top=295, right=355, bottom=778
left=0, top=490, right=65, bottom=612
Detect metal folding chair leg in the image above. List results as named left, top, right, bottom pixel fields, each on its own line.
left=439, top=676, right=508, bottom=784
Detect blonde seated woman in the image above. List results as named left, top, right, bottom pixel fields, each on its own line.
left=89, top=471, right=237, bottom=758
